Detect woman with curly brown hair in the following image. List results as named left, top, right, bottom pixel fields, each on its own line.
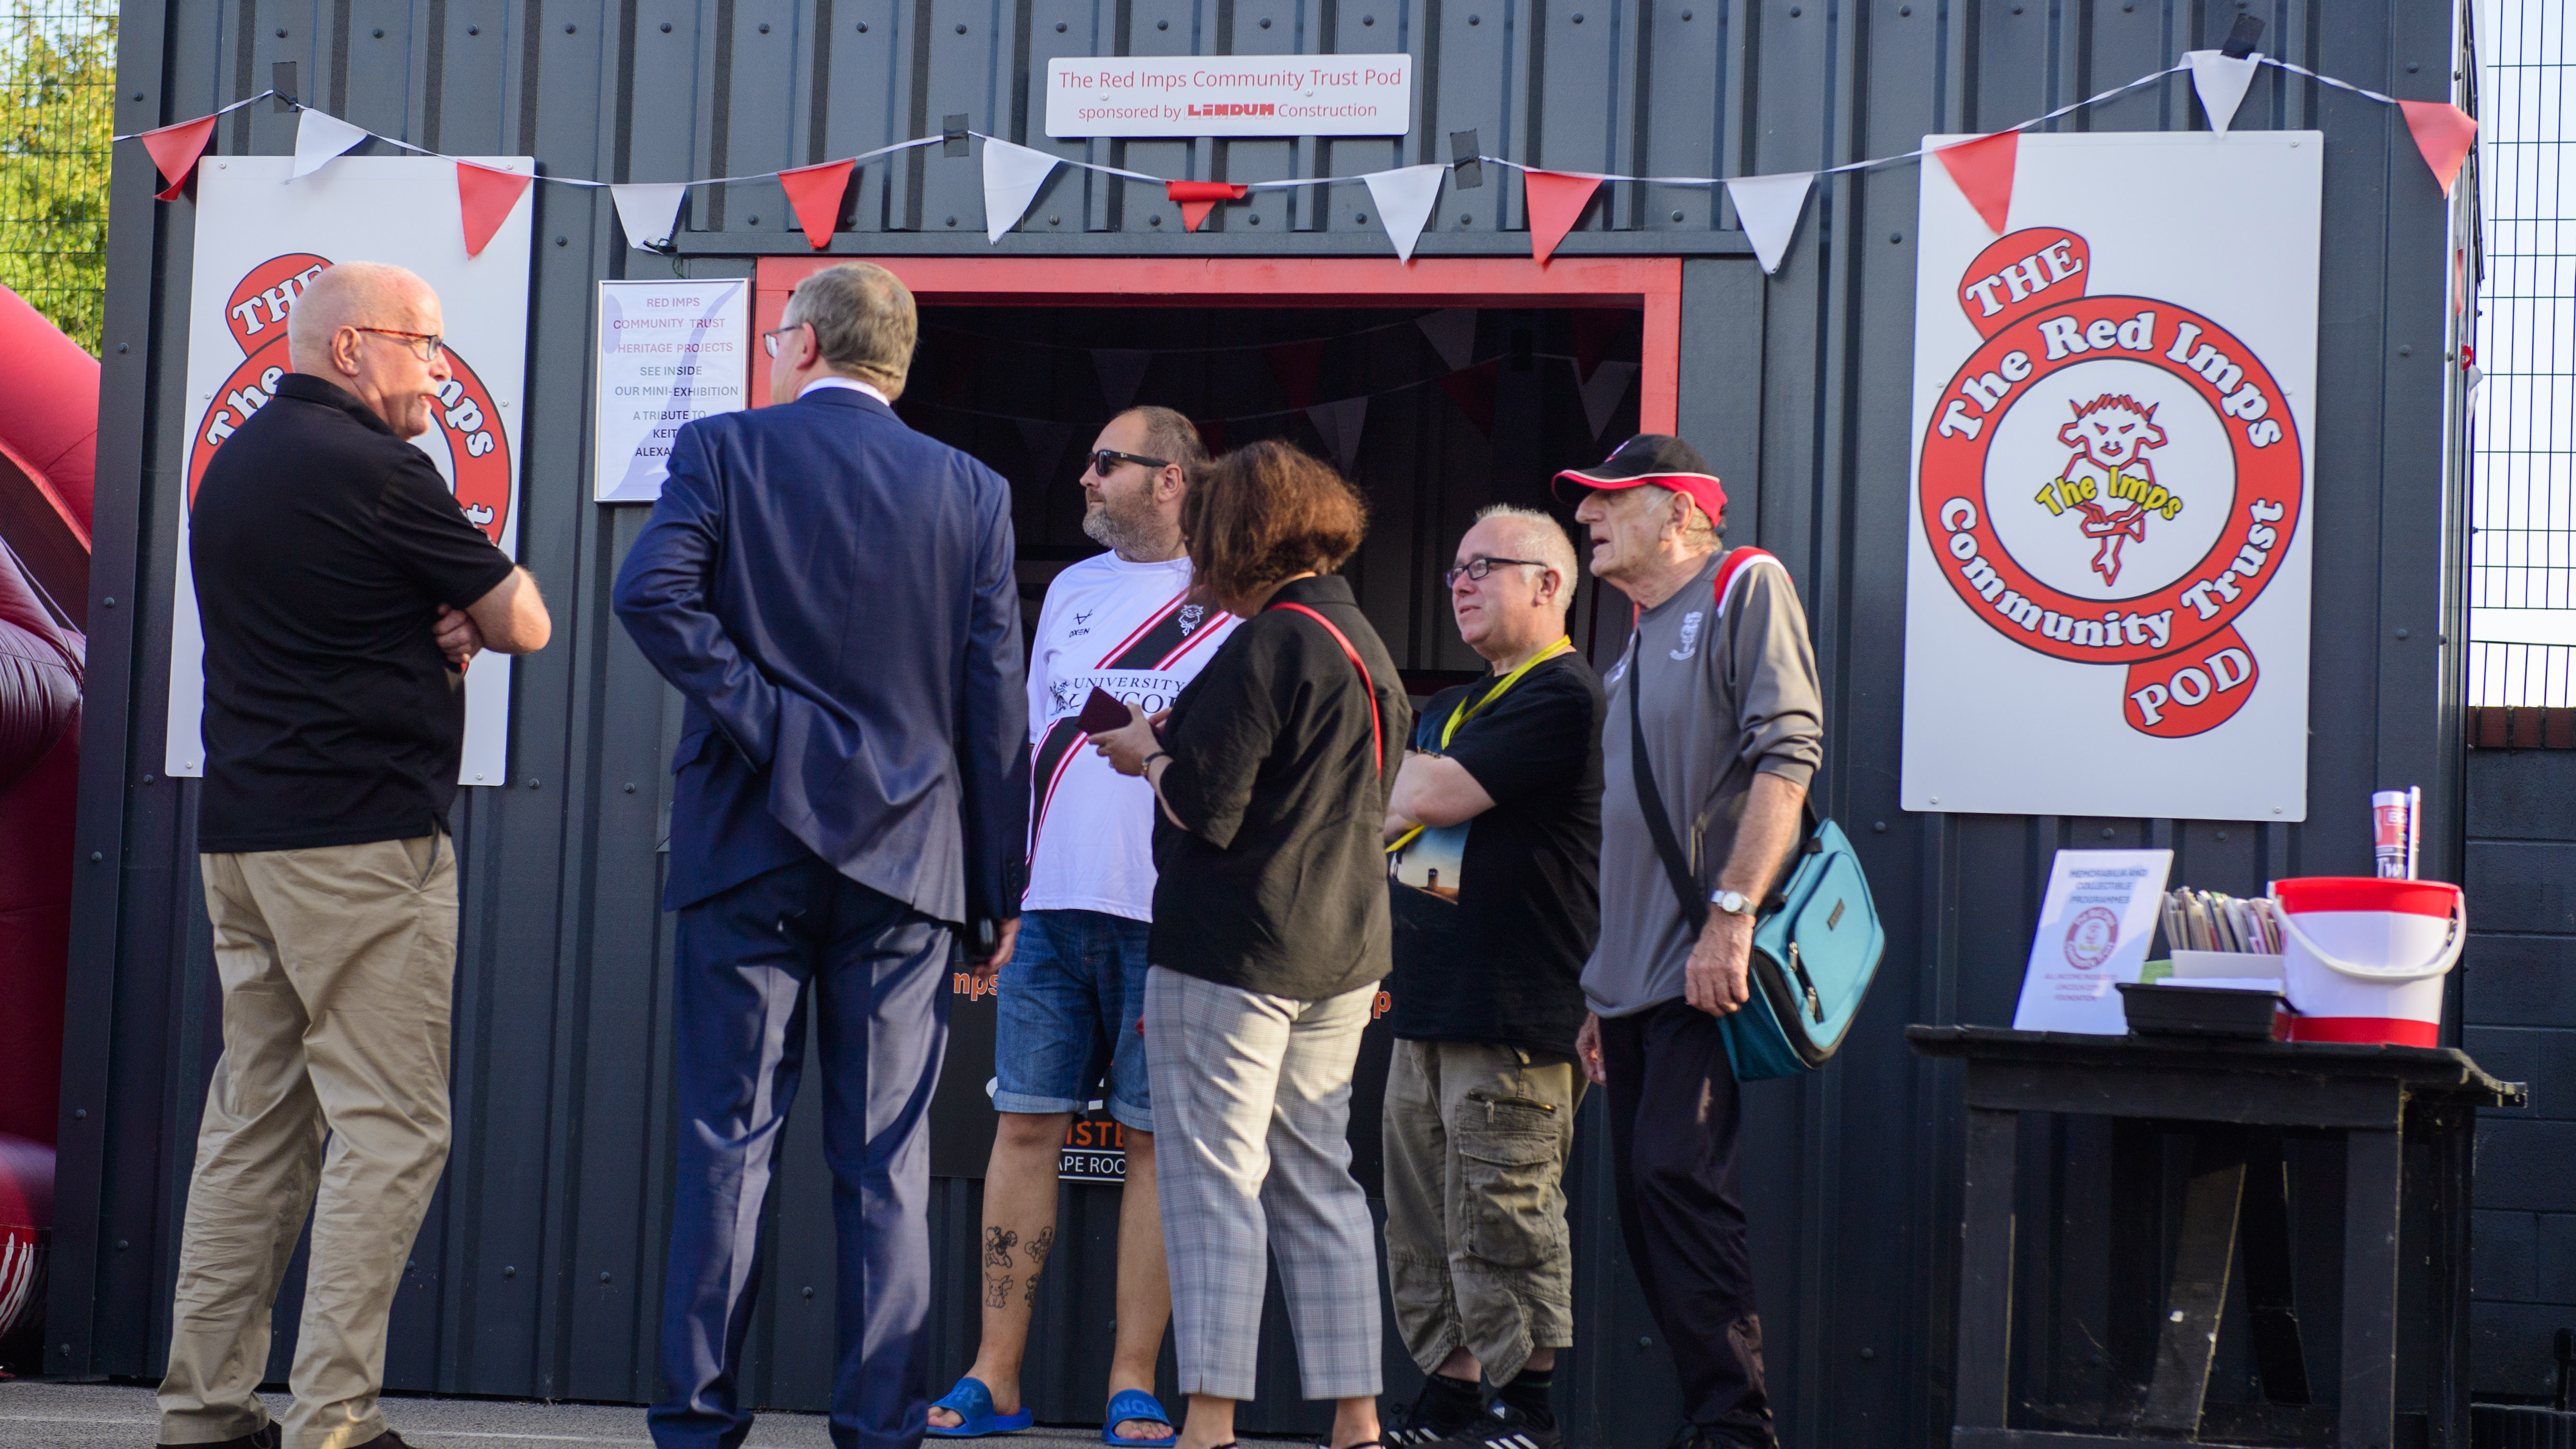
left=1091, top=440, right=1410, bottom=1449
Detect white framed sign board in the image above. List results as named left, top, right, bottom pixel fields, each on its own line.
left=594, top=279, right=750, bottom=503
left=1046, top=55, right=1411, bottom=137
left=164, top=156, right=534, bottom=787
left=2010, top=849, right=2175, bottom=1035
left=1902, top=133, right=2320, bottom=821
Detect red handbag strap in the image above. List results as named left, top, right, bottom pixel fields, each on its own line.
left=1269, top=601, right=1385, bottom=777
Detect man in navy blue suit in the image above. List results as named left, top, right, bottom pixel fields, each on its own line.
left=614, top=261, right=1028, bottom=1449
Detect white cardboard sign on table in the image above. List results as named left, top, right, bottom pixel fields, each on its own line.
left=593, top=280, right=750, bottom=503
left=1901, top=133, right=2320, bottom=821
left=1046, top=55, right=1410, bottom=137
left=2010, top=848, right=2175, bottom=1035
left=164, top=156, right=533, bottom=787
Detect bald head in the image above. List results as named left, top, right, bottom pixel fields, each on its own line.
left=287, top=261, right=452, bottom=438
left=287, top=262, right=439, bottom=373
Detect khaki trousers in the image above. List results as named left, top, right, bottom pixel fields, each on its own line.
left=157, top=833, right=457, bottom=1449
left=1381, top=1039, right=1584, bottom=1386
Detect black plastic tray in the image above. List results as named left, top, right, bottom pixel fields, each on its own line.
left=2116, top=981, right=2284, bottom=1040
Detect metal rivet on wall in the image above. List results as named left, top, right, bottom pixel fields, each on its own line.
left=2396, top=628, right=2412, bottom=640
left=103, top=597, right=114, bottom=607
left=1354, top=211, right=1367, bottom=222
left=372, top=28, right=384, bottom=37
left=624, top=782, right=637, bottom=793
left=1890, top=231, right=1903, bottom=243
left=1049, top=215, right=1061, bottom=225
left=555, top=235, right=568, bottom=246
left=1157, top=17, right=1169, bottom=27
left=1361, top=13, right=1373, bottom=22
left=2100, top=827, right=2115, bottom=839
left=1260, top=16, right=1272, bottom=26
left=1671, top=210, right=1684, bottom=221
left=566, top=23, right=576, bottom=32
left=1873, top=821, right=1887, bottom=833
left=804, top=1285, right=816, bottom=1298
left=117, top=1240, right=128, bottom=1251
left=759, top=22, right=771, bottom=32
left=528, top=778, right=541, bottom=788
left=747, top=215, right=760, bottom=225
left=1680, top=8, right=1691, bottom=16
left=947, top=216, right=958, bottom=226
left=1469, top=13, right=1480, bottom=21
left=1055, top=21, right=1067, bottom=29
left=142, top=774, right=154, bottom=785
left=858, top=21, right=869, bottom=30
left=503, top=1266, right=516, bottom=1278
left=2216, top=830, right=2228, bottom=841
left=663, top=21, right=674, bottom=32
left=275, top=27, right=286, bottom=37
left=1571, top=11, right=1584, bottom=20
left=91, top=852, right=102, bottom=862
left=1150, top=214, right=1162, bottom=225
left=957, top=22, right=968, bottom=32
left=2399, top=345, right=2413, bottom=357
left=467, top=25, right=479, bottom=34
left=600, top=1271, right=612, bottom=1282
left=116, top=342, right=126, bottom=352
left=73, top=1109, right=85, bottom=1120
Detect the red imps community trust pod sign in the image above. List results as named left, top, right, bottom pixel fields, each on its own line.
left=1902, top=134, right=2320, bottom=821
left=162, top=157, right=534, bottom=787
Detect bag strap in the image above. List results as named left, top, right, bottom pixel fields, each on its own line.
left=1271, top=600, right=1385, bottom=777
left=1627, top=633, right=1709, bottom=935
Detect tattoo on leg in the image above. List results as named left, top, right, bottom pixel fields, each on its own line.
left=1026, top=1226, right=1055, bottom=1269
left=985, top=1226, right=1019, bottom=1268
left=1024, top=1275, right=1041, bottom=1306
left=984, top=1273, right=1015, bottom=1309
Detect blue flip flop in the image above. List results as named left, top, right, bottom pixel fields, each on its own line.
left=928, top=1377, right=1033, bottom=1438
left=1102, top=1388, right=1178, bottom=1447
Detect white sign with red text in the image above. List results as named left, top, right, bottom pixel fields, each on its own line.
left=1902, top=133, right=2319, bottom=821
left=1046, top=55, right=1411, bottom=137
left=594, top=280, right=748, bottom=503
left=164, top=156, right=533, bottom=786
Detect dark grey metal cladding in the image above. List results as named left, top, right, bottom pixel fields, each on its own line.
left=59, top=2, right=2474, bottom=1447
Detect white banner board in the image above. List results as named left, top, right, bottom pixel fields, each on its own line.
left=1901, top=133, right=2319, bottom=821
left=165, top=156, right=534, bottom=786
left=2010, top=849, right=2174, bottom=1034
left=1046, top=55, right=1410, bottom=137
left=594, top=279, right=749, bottom=503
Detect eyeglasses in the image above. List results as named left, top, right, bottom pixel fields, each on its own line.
left=761, top=322, right=811, bottom=359
left=1087, top=449, right=1171, bottom=478
left=351, top=327, right=445, bottom=361
left=1444, top=557, right=1550, bottom=587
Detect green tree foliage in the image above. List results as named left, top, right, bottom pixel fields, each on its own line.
left=0, top=4, right=115, bottom=357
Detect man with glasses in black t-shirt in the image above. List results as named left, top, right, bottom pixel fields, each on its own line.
left=1378, top=506, right=1604, bottom=1449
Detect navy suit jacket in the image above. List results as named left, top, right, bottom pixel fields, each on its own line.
left=613, top=385, right=1028, bottom=920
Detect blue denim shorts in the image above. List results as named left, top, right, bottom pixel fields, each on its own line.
left=993, top=908, right=1155, bottom=1131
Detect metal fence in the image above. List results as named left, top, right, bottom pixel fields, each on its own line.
left=0, top=1, right=114, bottom=356
left=2471, top=0, right=2575, bottom=708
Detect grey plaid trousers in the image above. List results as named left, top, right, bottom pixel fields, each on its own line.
left=1143, top=965, right=1384, bottom=1402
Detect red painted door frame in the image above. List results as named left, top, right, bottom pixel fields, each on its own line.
left=751, top=255, right=1681, bottom=431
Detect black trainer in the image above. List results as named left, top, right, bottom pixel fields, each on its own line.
left=1433, top=1400, right=1562, bottom=1449
left=158, top=1427, right=281, bottom=1449
left=1385, top=1374, right=1485, bottom=1447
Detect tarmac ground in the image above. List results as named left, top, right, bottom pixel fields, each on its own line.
left=0, top=1381, right=1136, bottom=1449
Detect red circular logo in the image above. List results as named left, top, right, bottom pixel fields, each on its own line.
left=187, top=254, right=513, bottom=546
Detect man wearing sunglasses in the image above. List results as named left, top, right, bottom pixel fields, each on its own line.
left=927, top=406, right=1232, bottom=1448
left=1377, top=506, right=1603, bottom=1449
left=161, top=261, right=552, bottom=1449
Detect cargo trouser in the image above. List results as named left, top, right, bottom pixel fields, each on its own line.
left=1381, top=1039, right=1585, bottom=1386
left=157, top=832, right=458, bottom=1449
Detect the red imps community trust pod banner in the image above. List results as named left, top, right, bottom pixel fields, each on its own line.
left=163, top=156, right=534, bottom=787
left=1902, top=133, right=2320, bottom=822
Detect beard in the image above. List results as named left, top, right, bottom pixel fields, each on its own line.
left=1083, top=491, right=1154, bottom=553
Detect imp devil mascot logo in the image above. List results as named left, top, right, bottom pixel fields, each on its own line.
left=1919, top=227, right=2303, bottom=738
left=185, top=253, right=514, bottom=544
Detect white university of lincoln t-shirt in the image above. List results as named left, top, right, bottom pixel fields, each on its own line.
left=1024, top=552, right=1240, bottom=921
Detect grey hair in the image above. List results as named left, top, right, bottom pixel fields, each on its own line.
left=783, top=262, right=917, bottom=397
left=1473, top=502, right=1581, bottom=586
left=1118, top=405, right=1210, bottom=475
left=286, top=261, right=434, bottom=373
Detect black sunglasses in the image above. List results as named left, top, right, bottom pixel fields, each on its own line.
left=1444, top=556, right=1550, bottom=587
left=1087, top=448, right=1171, bottom=478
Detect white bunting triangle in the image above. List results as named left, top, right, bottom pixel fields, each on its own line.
left=2185, top=49, right=2262, bottom=135
left=1361, top=164, right=1444, bottom=263
left=1723, top=171, right=1814, bottom=276
left=981, top=139, right=1062, bottom=243
left=1305, top=396, right=1369, bottom=475
left=1574, top=360, right=1639, bottom=441
left=1016, top=418, right=1075, bottom=479
left=1416, top=309, right=1478, bottom=372
left=610, top=183, right=690, bottom=250
left=289, top=107, right=371, bottom=179
left=1093, top=349, right=1153, bottom=412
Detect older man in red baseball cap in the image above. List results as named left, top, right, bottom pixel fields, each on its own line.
left=1551, top=434, right=1822, bottom=1449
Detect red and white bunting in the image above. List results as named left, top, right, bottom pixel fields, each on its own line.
left=1522, top=170, right=1603, bottom=265
left=611, top=183, right=689, bottom=251
left=139, top=115, right=217, bottom=199
left=779, top=159, right=856, bottom=249
left=1934, top=130, right=2019, bottom=234
left=1723, top=171, right=1814, bottom=275
left=456, top=162, right=533, bottom=257
left=981, top=139, right=1062, bottom=242
left=1362, top=164, right=1445, bottom=263
left=290, top=108, right=370, bottom=180
left=2185, top=49, right=2262, bottom=135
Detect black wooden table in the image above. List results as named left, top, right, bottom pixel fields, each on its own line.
left=1907, top=1027, right=2523, bottom=1449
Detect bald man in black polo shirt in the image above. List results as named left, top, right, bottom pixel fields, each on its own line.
left=158, top=262, right=550, bottom=1449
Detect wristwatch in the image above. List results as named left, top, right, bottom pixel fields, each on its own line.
left=1710, top=889, right=1758, bottom=917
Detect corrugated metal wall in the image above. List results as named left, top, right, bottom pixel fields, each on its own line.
left=56, top=2, right=2477, bottom=1446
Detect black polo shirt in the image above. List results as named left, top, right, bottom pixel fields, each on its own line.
left=1149, top=575, right=1413, bottom=1001
left=191, top=372, right=516, bottom=853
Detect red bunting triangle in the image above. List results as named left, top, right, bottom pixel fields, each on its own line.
left=1437, top=359, right=1501, bottom=435
left=1934, top=130, right=2019, bottom=234
left=1522, top=170, right=1603, bottom=265
left=1167, top=181, right=1250, bottom=232
left=780, top=159, right=856, bottom=250
left=1267, top=340, right=1327, bottom=410
left=142, top=114, right=218, bottom=201
left=2398, top=100, right=2477, bottom=199
left=456, top=162, right=533, bottom=257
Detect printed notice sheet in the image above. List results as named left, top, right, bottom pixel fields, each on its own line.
left=2010, top=848, right=2175, bottom=1034
left=594, top=279, right=748, bottom=503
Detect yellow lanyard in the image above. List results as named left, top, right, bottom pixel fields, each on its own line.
left=1387, top=637, right=1572, bottom=855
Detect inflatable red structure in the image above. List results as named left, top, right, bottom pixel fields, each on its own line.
left=0, top=281, right=95, bottom=1352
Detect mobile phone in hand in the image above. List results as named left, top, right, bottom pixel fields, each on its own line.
left=1078, top=686, right=1132, bottom=735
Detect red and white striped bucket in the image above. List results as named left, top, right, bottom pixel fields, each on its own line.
left=2267, top=877, right=2465, bottom=1047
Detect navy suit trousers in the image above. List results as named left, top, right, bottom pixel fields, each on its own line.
left=651, top=853, right=952, bottom=1449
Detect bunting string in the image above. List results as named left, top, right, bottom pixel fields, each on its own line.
left=120, top=50, right=2473, bottom=269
